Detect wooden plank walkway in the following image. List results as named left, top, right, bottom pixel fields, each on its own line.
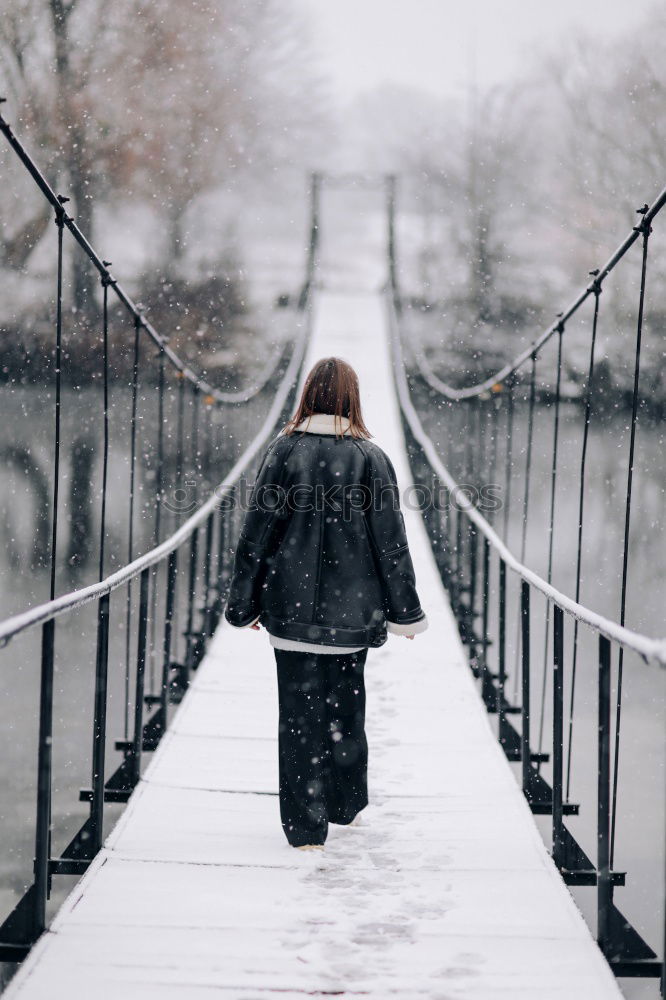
left=5, top=291, right=623, bottom=998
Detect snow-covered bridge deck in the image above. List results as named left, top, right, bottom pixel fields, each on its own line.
left=5, top=291, right=622, bottom=998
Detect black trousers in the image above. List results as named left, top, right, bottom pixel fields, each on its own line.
left=274, top=647, right=369, bottom=846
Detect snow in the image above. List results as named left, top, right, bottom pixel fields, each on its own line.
left=3, top=290, right=623, bottom=999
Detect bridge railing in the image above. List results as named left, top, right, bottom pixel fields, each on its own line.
left=388, top=183, right=666, bottom=987
left=0, top=108, right=311, bottom=964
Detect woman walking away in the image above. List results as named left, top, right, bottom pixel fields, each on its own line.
left=225, top=357, right=427, bottom=849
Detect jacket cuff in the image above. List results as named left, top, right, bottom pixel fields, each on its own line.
left=387, top=615, right=428, bottom=636
left=225, top=611, right=261, bottom=629
left=236, top=614, right=261, bottom=629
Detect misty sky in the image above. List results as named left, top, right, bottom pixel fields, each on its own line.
left=307, top=0, right=657, bottom=103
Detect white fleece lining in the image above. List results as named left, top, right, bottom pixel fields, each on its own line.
left=235, top=615, right=261, bottom=629
left=294, top=413, right=351, bottom=435
left=234, top=614, right=429, bottom=644
left=269, top=635, right=364, bottom=655
left=387, top=615, right=429, bottom=636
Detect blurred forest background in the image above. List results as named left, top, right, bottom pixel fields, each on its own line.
left=0, top=0, right=664, bottom=400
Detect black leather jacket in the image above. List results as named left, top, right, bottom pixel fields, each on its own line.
left=224, top=427, right=426, bottom=648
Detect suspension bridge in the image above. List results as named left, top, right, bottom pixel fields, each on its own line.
left=0, top=114, right=664, bottom=999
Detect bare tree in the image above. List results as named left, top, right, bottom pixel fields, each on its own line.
left=542, top=5, right=666, bottom=245
left=352, top=80, right=544, bottom=320
left=0, top=0, right=59, bottom=268
left=1, top=0, right=117, bottom=308
left=0, top=0, right=327, bottom=286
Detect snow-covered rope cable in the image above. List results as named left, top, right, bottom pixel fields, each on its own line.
left=0, top=304, right=310, bottom=647
left=388, top=292, right=666, bottom=668
left=0, top=108, right=292, bottom=406
left=213, top=337, right=290, bottom=404
left=403, top=184, right=666, bottom=400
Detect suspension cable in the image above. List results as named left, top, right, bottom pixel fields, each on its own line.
left=192, top=384, right=200, bottom=480
left=124, top=317, right=142, bottom=739
left=537, top=324, right=564, bottom=766
left=212, top=338, right=291, bottom=404
left=176, top=376, right=186, bottom=522
left=0, top=300, right=311, bottom=647
left=155, top=347, right=166, bottom=545
left=566, top=284, right=601, bottom=801
left=502, top=379, right=515, bottom=544
left=49, top=207, right=65, bottom=602
left=476, top=395, right=487, bottom=490
left=405, top=185, right=666, bottom=400
left=520, top=355, right=537, bottom=567
left=98, top=276, right=110, bottom=582
left=487, top=394, right=500, bottom=526
left=387, top=292, right=666, bottom=667
left=147, top=346, right=166, bottom=695
left=513, top=353, right=537, bottom=701
left=610, top=213, right=652, bottom=866
left=0, top=109, right=291, bottom=406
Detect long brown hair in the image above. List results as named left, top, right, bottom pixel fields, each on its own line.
left=283, top=357, right=371, bottom=439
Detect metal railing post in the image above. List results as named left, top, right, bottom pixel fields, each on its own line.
left=161, top=550, right=178, bottom=715
left=184, top=527, right=199, bottom=679
left=215, top=502, right=229, bottom=617
left=597, top=634, right=612, bottom=951
left=521, top=581, right=531, bottom=793
left=468, top=521, right=478, bottom=656
left=497, top=559, right=507, bottom=722
left=202, top=512, right=215, bottom=636
left=90, top=592, right=111, bottom=855
left=131, top=568, right=150, bottom=786
left=427, top=467, right=437, bottom=563
left=552, top=604, right=565, bottom=869
left=441, top=477, right=450, bottom=583
left=454, top=505, right=463, bottom=610
left=33, top=619, right=56, bottom=935
left=481, top=537, right=490, bottom=680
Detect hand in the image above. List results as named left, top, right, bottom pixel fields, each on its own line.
left=405, top=635, right=415, bottom=640
left=250, top=622, right=261, bottom=631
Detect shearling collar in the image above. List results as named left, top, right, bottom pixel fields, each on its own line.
left=294, top=413, right=351, bottom=435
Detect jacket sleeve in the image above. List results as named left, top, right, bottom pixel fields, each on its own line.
left=363, top=445, right=428, bottom=633
left=224, top=438, right=290, bottom=628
